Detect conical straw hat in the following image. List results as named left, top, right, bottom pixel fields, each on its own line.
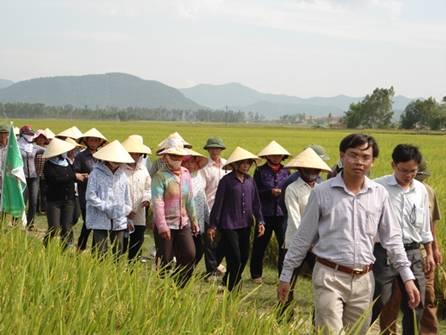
left=93, top=140, right=134, bottom=164
left=257, top=140, right=290, bottom=158
left=157, top=132, right=191, bottom=152
left=223, top=146, right=261, bottom=170
left=79, top=128, right=108, bottom=142
left=57, top=126, right=84, bottom=140
left=158, top=138, right=189, bottom=156
left=65, top=137, right=85, bottom=148
left=43, top=137, right=77, bottom=159
left=122, top=135, right=151, bottom=154
left=44, top=128, right=55, bottom=139
left=285, top=147, right=332, bottom=172
left=185, top=149, right=208, bottom=170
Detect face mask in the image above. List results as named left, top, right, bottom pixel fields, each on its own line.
left=23, top=134, right=34, bottom=143
left=300, top=169, right=319, bottom=182
left=165, top=155, right=182, bottom=170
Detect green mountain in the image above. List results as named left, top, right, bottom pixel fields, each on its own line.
left=181, top=83, right=414, bottom=118
left=0, top=73, right=203, bottom=110
left=0, top=79, right=14, bottom=89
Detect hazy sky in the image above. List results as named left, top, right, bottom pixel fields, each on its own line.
left=1, top=0, right=445, bottom=99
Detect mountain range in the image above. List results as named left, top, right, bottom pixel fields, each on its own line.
left=0, top=73, right=414, bottom=119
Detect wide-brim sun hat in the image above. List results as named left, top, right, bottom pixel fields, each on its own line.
left=0, top=124, right=9, bottom=133
left=78, top=128, right=108, bottom=144
left=305, top=144, right=330, bottom=161
left=93, top=140, right=134, bottom=164
left=184, top=149, right=208, bottom=170
left=285, top=147, right=332, bottom=172
left=157, top=132, right=191, bottom=153
left=158, top=137, right=190, bottom=156
left=43, top=137, right=77, bottom=159
left=57, top=126, right=84, bottom=140
left=65, top=137, right=86, bottom=149
left=44, top=128, right=56, bottom=140
left=257, top=140, right=290, bottom=159
left=222, top=146, right=262, bottom=170
left=122, top=135, right=152, bottom=155
left=203, top=137, right=226, bottom=150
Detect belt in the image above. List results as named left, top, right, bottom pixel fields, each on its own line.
left=316, top=257, right=372, bottom=276
left=404, top=242, right=420, bottom=251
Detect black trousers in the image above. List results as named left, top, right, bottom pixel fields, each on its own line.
left=92, top=229, right=125, bottom=257
left=221, top=227, right=251, bottom=291
left=157, top=225, right=196, bottom=288
left=77, top=207, right=92, bottom=250
left=44, top=200, right=75, bottom=249
left=372, top=243, right=426, bottom=335
left=193, top=233, right=205, bottom=266
left=250, top=216, right=286, bottom=279
left=125, top=225, right=146, bottom=261
left=203, top=229, right=225, bottom=275
left=24, top=177, right=39, bottom=226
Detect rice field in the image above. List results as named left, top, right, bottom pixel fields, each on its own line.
left=2, top=119, right=446, bottom=333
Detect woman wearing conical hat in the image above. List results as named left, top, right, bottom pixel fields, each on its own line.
left=149, top=132, right=192, bottom=177
left=181, top=149, right=210, bottom=267
left=151, top=137, right=199, bottom=287
left=278, top=147, right=331, bottom=318
left=74, top=128, right=108, bottom=251
left=121, top=135, right=152, bottom=262
left=207, top=147, right=265, bottom=291
left=86, top=140, right=133, bottom=256
left=42, top=138, right=78, bottom=248
left=250, top=141, right=290, bottom=284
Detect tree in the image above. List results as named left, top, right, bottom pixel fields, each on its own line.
left=400, top=98, right=438, bottom=129
left=343, top=87, right=395, bottom=128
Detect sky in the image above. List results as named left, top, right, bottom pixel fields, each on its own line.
left=1, top=0, right=445, bottom=99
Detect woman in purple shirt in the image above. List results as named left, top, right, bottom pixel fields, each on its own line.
left=250, top=141, right=290, bottom=283
left=207, top=146, right=265, bottom=291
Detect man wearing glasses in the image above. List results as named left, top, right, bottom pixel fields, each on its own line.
left=373, top=144, right=434, bottom=335
left=278, top=135, right=420, bottom=335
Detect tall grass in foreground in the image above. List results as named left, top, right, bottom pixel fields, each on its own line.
left=0, top=227, right=375, bottom=334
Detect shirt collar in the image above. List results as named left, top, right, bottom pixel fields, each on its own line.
left=388, top=174, right=416, bottom=191
left=331, top=172, right=372, bottom=194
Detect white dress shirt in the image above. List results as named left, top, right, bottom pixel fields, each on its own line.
left=375, top=174, right=433, bottom=245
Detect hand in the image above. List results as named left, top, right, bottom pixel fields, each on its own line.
left=127, top=223, right=135, bottom=233
left=160, top=230, right=171, bottom=240
left=424, top=254, right=436, bottom=274
left=207, top=227, right=216, bottom=241
left=76, top=173, right=88, bottom=182
left=127, top=211, right=136, bottom=220
left=257, top=224, right=265, bottom=237
left=271, top=188, right=282, bottom=197
left=141, top=201, right=150, bottom=208
left=434, top=247, right=443, bottom=265
left=277, top=281, right=291, bottom=304
left=404, top=280, right=421, bottom=309
left=191, top=222, right=200, bottom=235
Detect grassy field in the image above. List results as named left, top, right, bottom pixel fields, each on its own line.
left=2, top=119, right=446, bottom=333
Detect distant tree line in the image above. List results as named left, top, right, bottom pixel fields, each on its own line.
left=342, top=88, right=446, bottom=130
left=0, top=103, right=265, bottom=123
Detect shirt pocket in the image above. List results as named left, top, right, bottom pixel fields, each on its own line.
left=414, top=207, right=425, bottom=229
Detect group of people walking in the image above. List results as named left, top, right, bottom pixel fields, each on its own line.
left=0, top=124, right=442, bottom=334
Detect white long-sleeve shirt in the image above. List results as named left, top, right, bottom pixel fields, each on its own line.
left=283, top=177, right=313, bottom=249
